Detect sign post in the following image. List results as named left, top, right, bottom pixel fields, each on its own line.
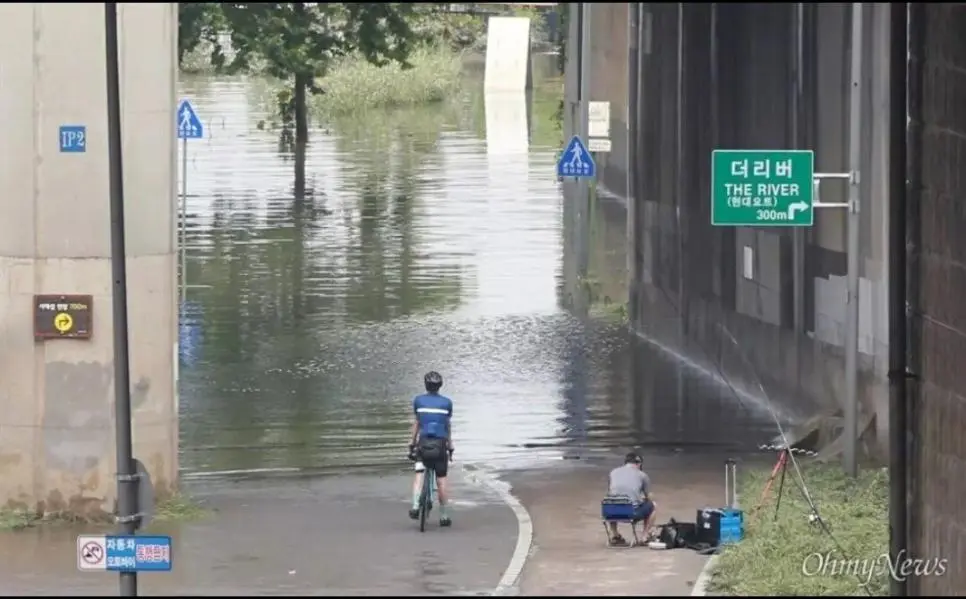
left=59, top=125, right=87, bottom=153
left=711, top=150, right=815, bottom=227
left=587, top=101, right=611, bottom=153
left=557, top=135, right=596, bottom=179
left=176, top=99, right=204, bottom=305
left=77, top=534, right=173, bottom=573
left=33, top=295, right=94, bottom=340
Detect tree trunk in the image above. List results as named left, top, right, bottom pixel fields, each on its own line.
left=293, top=73, right=309, bottom=200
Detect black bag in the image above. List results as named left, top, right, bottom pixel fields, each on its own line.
left=418, top=437, right=445, bottom=461
left=656, top=518, right=701, bottom=550
left=656, top=519, right=688, bottom=549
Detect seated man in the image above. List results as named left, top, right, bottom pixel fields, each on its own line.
left=605, top=452, right=657, bottom=546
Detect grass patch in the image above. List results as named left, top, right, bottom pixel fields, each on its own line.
left=708, top=461, right=891, bottom=596
left=153, top=492, right=209, bottom=522
left=589, top=301, right=628, bottom=324
left=0, top=493, right=209, bottom=532
left=311, top=45, right=464, bottom=119
left=0, top=508, right=100, bottom=531
left=0, top=509, right=41, bottom=531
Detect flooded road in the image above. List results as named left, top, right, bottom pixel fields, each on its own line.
left=0, top=57, right=795, bottom=596
left=176, top=58, right=783, bottom=482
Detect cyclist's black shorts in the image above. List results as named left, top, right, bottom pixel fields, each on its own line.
left=418, top=437, right=449, bottom=478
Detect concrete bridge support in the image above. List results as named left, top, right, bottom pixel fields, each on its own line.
left=0, top=3, right=178, bottom=515
left=907, top=4, right=966, bottom=594
left=617, top=3, right=966, bottom=591
left=626, top=3, right=892, bottom=449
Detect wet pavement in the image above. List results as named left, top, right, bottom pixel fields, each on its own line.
left=0, top=469, right=518, bottom=596
left=504, top=453, right=726, bottom=596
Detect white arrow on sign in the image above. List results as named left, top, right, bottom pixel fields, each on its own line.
left=787, top=201, right=809, bottom=220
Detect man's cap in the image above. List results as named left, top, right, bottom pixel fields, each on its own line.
left=625, top=452, right=643, bottom=464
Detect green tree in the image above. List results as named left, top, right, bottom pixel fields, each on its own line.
left=178, top=3, right=225, bottom=66
left=213, top=3, right=420, bottom=199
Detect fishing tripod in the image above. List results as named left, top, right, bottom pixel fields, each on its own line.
left=755, top=447, right=791, bottom=520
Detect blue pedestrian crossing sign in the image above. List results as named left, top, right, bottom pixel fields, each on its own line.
left=557, top=136, right=596, bottom=179
left=177, top=100, right=204, bottom=140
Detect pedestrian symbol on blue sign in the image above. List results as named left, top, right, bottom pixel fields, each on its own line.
left=556, top=136, right=596, bottom=179
left=177, top=100, right=204, bottom=140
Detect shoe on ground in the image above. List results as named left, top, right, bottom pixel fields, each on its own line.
left=439, top=516, right=452, bottom=527
left=408, top=508, right=419, bottom=520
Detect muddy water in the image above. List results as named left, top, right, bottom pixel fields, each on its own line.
left=0, top=57, right=789, bottom=597
left=176, top=60, right=782, bottom=482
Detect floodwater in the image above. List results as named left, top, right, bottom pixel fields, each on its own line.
left=0, top=55, right=796, bottom=597
left=176, top=56, right=784, bottom=483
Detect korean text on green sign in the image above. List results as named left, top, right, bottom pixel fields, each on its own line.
left=711, top=150, right=815, bottom=227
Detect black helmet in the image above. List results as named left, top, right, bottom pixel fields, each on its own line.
left=424, top=371, right=443, bottom=392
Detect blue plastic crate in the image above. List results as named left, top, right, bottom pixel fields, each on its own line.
left=719, top=508, right=744, bottom=544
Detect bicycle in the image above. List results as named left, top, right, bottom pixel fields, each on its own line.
left=415, top=447, right=454, bottom=533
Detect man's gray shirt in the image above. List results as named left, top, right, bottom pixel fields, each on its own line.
left=608, top=464, right=650, bottom=503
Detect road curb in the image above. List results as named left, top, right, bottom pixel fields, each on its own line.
left=691, top=554, right=719, bottom=596
left=461, top=467, right=533, bottom=596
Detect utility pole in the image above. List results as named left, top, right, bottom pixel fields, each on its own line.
left=674, top=3, right=687, bottom=433
left=626, top=4, right=639, bottom=302
left=887, top=3, right=909, bottom=595
left=843, top=2, right=864, bottom=478
left=104, top=3, right=140, bottom=596
left=575, top=2, right=591, bottom=312
left=791, top=3, right=806, bottom=334
left=839, top=2, right=865, bottom=478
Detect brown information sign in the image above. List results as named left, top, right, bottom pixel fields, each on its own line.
left=33, top=295, right=93, bottom=340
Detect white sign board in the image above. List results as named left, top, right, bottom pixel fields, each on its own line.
left=588, top=101, right=611, bottom=138
left=77, top=535, right=107, bottom=571
left=588, top=138, right=612, bottom=153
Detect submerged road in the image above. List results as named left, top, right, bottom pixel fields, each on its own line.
left=0, top=59, right=787, bottom=594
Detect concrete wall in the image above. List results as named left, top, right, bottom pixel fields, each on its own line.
left=627, top=3, right=892, bottom=451
left=587, top=3, right=629, bottom=200
left=0, top=3, right=178, bottom=516
left=908, top=4, right=966, bottom=593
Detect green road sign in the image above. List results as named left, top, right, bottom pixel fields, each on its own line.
left=711, top=149, right=815, bottom=226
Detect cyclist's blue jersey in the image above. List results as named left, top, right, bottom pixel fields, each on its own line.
left=413, top=393, right=453, bottom=439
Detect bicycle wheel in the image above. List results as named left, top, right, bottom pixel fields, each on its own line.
left=419, top=470, right=432, bottom=533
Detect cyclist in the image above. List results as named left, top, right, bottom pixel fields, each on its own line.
left=408, top=371, right=454, bottom=526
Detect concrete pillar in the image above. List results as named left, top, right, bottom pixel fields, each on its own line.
left=0, top=3, right=178, bottom=516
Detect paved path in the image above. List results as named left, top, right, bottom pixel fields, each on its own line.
left=503, top=453, right=728, bottom=596
left=0, top=470, right=519, bottom=596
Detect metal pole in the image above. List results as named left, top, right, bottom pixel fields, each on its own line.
left=887, top=3, right=908, bottom=595
left=626, top=4, right=639, bottom=296
left=180, top=138, right=187, bottom=305
left=104, top=3, right=139, bottom=596
left=675, top=3, right=686, bottom=433
left=844, top=2, right=863, bottom=478
left=576, top=2, right=591, bottom=312
left=792, top=3, right=805, bottom=332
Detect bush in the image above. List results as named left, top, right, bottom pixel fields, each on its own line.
left=708, top=462, right=892, bottom=596
left=311, top=45, right=464, bottom=118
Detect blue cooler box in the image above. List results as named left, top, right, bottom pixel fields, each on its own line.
left=696, top=507, right=744, bottom=546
